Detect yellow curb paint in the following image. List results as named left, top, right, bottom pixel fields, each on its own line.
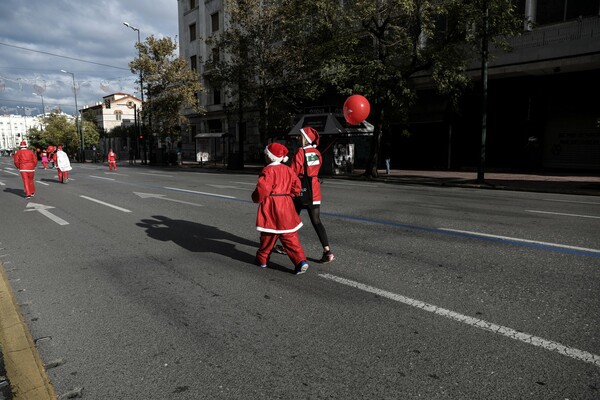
left=0, top=261, right=56, bottom=400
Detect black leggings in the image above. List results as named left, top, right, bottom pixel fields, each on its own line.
left=296, top=204, right=329, bottom=249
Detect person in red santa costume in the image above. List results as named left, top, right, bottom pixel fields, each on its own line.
left=13, top=141, right=38, bottom=199
left=107, top=148, right=117, bottom=171
left=252, top=143, right=310, bottom=275
left=55, top=146, right=72, bottom=183
left=289, top=126, right=335, bottom=263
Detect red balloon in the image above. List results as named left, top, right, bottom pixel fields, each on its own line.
left=343, top=94, right=370, bottom=125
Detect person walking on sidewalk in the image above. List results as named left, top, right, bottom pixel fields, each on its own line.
left=107, top=148, right=117, bottom=171
left=252, top=143, right=310, bottom=275
left=290, top=126, right=335, bottom=263
left=56, top=146, right=72, bottom=183
left=13, top=141, right=37, bottom=199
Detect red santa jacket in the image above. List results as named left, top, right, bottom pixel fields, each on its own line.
left=108, top=151, right=117, bottom=162
left=290, top=146, right=322, bottom=205
left=13, top=148, right=38, bottom=172
left=252, top=163, right=303, bottom=234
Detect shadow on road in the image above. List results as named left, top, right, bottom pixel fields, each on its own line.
left=136, top=215, right=295, bottom=274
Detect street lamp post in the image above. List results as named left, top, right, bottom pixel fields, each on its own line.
left=123, top=22, right=146, bottom=164
left=61, top=69, right=84, bottom=162
left=32, top=92, right=45, bottom=129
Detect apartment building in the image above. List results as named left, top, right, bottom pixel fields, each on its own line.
left=0, top=114, right=41, bottom=154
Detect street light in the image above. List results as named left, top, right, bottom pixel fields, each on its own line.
left=61, top=69, right=84, bottom=162
left=123, top=21, right=146, bottom=164
left=123, top=22, right=144, bottom=103
left=32, top=92, right=45, bottom=129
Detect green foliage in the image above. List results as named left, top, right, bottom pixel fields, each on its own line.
left=129, top=35, right=204, bottom=143
left=26, top=112, right=100, bottom=155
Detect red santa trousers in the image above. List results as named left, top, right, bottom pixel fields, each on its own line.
left=109, top=161, right=117, bottom=171
left=20, top=171, right=35, bottom=196
left=57, top=168, right=69, bottom=183
left=256, top=231, right=306, bottom=266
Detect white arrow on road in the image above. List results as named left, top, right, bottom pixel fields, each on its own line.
left=134, top=192, right=204, bottom=207
left=25, top=202, right=69, bottom=225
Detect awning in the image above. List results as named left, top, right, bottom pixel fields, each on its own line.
left=195, top=132, right=227, bottom=138
left=287, top=113, right=374, bottom=136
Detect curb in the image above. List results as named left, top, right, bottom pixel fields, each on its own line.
left=0, top=262, right=56, bottom=400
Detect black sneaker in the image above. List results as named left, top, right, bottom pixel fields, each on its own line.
left=294, top=261, right=309, bottom=275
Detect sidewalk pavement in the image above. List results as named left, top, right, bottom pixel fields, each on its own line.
left=176, top=161, right=600, bottom=197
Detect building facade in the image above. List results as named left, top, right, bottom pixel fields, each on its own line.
left=177, top=0, right=600, bottom=172
left=80, top=93, right=142, bottom=159
left=0, top=114, right=41, bottom=154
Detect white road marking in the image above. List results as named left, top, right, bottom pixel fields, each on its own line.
left=164, top=186, right=236, bottom=199
left=24, top=202, right=69, bottom=225
left=89, top=175, right=115, bottom=181
left=526, top=209, right=600, bottom=219
left=80, top=195, right=131, bottom=212
left=233, top=181, right=257, bottom=186
left=139, top=172, right=173, bottom=178
left=3, top=170, right=18, bottom=176
left=206, top=184, right=252, bottom=191
left=105, top=172, right=128, bottom=176
left=320, top=273, right=600, bottom=368
left=543, top=198, right=600, bottom=206
left=0, top=181, right=4, bottom=186
left=439, top=228, right=600, bottom=254
left=36, top=180, right=49, bottom=186
left=133, top=192, right=203, bottom=207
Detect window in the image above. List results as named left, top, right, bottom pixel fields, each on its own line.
left=115, top=110, right=122, bottom=121
left=190, top=55, right=197, bottom=71
left=189, top=0, right=196, bottom=10
left=189, top=23, right=196, bottom=42
left=211, top=12, right=219, bottom=32
left=536, top=0, right=599, bottom=24
left=213, top=88, right=221, bottom=105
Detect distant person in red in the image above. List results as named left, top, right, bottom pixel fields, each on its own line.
left=41, top=150, right=49, bottom=169
left=13, top=141, right=37, bottom=199
left=56, top=146, right=72, bottom=183
left=252, top=143, right=310, bottom=275
left=107, top=148, right=117, bottom=171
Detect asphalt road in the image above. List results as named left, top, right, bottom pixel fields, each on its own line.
left=1, top=158, right=599, bottom=399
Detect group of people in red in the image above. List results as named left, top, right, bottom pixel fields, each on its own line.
left=252, top=126, right=335, bottom=275
left=13, top=141, right=73, bottom=199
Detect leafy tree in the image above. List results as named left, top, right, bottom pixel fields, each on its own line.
left=27, top=112, right=98, bottom=156
left=292, top=0, right=522, bottom=177
left=129, top=35, right=204, bottom=149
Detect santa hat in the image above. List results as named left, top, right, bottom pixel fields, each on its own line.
left=299, top=127, right=319, bottom=147
left=264, top=143, right=289, bottom=163
left=19, top=141, right=27, bottom=148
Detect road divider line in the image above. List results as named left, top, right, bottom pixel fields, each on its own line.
left=140, top=172, right=173, bottom=178
left=543, top=198, right=600, bottom=205
left=526, top=209, right=600, bottom=219
left=164, top=186, right=236, bottom=199
left=3, top=170, right=18, bottom=176
left=320, top=273, right=600, bottom=368
left=439, top=228, right=600, bottom=254
left=89, top=175, right=115, bottom=181
left=134, top=192, right=203, bottom=207
left=80, top=195, right=131, bottom=212
left=36, top=180, right=49, bottom=186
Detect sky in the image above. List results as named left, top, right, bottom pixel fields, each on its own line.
left=0, top=0, right=179, bottom=117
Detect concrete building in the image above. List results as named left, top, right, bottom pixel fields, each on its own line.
left=80, top=93, right=142, bottom=159
left=177, top=0, right=600, bottom=172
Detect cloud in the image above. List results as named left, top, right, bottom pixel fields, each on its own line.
left=0, top=0, right=178, bottom=115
